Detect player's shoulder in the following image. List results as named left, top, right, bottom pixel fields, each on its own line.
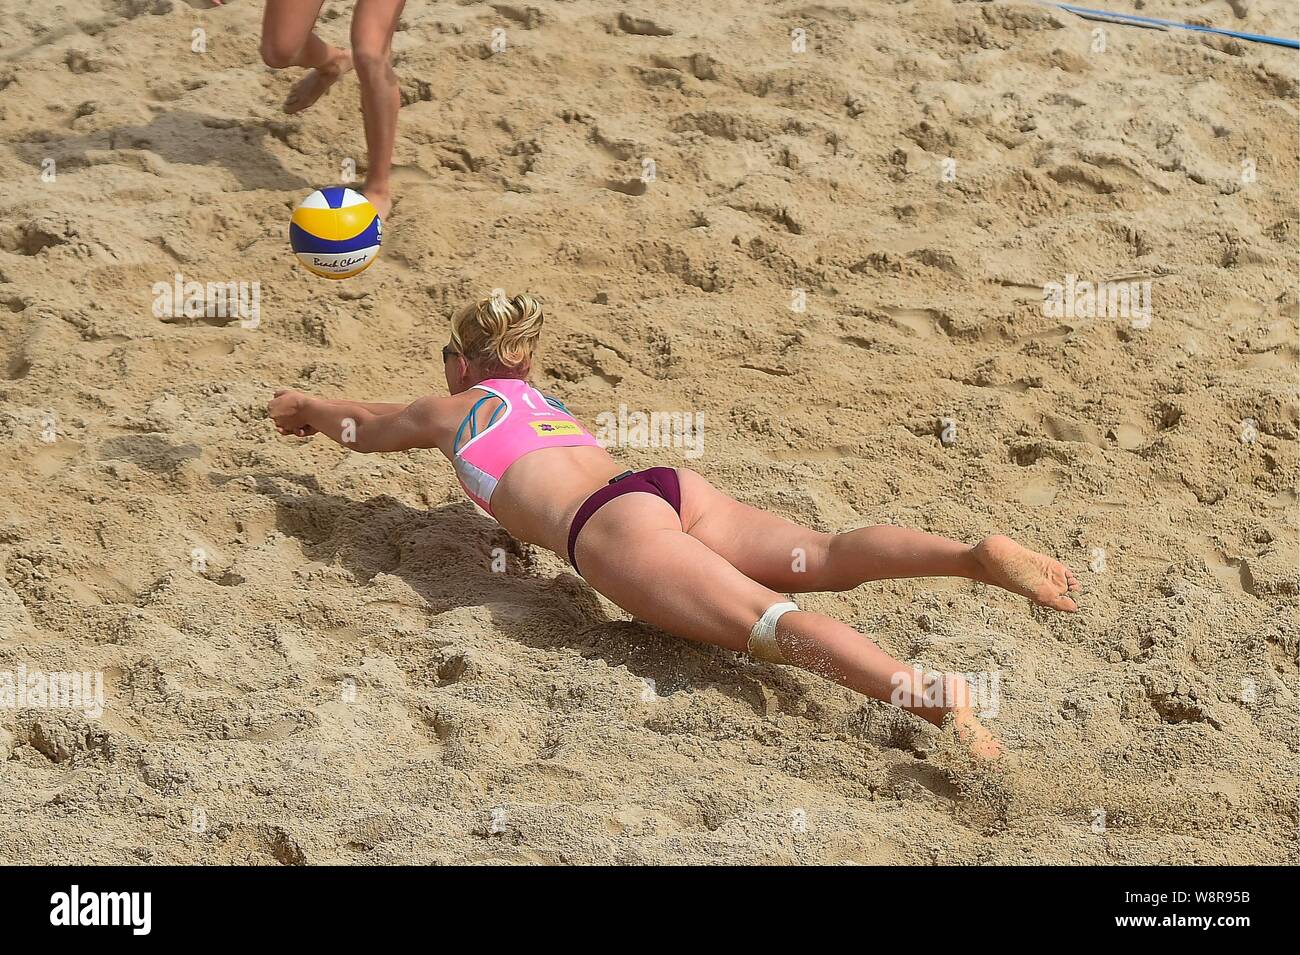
left=398, top=394, right=467, bottom=449
left=406, top=394, right=460, bottom=423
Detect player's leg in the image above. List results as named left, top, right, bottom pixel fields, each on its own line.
left=573, top=492, right=1000, bottom=757
left=261, top=0, right=353, bottom=113
left=260, top=0, right=329, bottom=68
left=350, top=0, right=406, bottom=219
left=679, top=469, right=1079, bottom=610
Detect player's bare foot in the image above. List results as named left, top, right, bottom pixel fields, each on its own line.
left=939, top=672, right=1004, bottom=760
left=972, top=535, right=1080, bottom=612
left=904, top=672, right=1004, bottom=761
left=951, top=708, right=1004, bottom=760
left=283, top=50, right=352, bottom=114
left=362, top=186, right=391, bottom=221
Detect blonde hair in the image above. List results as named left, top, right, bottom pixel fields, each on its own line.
left=449, top=291, right=544, bottom=373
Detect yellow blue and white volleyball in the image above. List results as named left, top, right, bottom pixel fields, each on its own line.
left=289, top=187, right=382, bottom=279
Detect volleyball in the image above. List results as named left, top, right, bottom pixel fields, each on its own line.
left=289, top=187, right=382, bottom=279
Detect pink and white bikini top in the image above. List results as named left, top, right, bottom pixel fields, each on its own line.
left=452, top=378, right=601, bottom=515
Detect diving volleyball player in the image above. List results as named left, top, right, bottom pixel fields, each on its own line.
left=268, top=293, right=1082, bottom=759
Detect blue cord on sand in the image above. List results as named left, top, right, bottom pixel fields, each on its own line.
left=1048, top=3, right=1300, bottom=49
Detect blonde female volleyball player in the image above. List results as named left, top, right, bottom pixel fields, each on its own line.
left=268, top=293, right=1082, bottom=759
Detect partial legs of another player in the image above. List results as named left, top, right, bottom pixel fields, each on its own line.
left=260, top=0, right=354, bottom=115
left=260, top=0, right=405, bottom=221
left=350, top=0, right=407, bottom=220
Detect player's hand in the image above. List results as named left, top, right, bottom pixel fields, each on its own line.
left=269, top=389, right=317, bottom=437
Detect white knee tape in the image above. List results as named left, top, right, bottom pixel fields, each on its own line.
left=748, top=601, right=799, bottom=664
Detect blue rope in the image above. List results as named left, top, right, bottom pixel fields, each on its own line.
left=1049, top=3, right=1299, bottom=49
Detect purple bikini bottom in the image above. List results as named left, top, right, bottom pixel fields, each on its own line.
left=566, top=467, right=682, bottom=574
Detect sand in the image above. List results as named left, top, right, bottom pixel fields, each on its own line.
left=0, top=0, right=1296, bottom=864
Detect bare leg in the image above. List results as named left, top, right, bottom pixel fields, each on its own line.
left=573, top=493, right=1001, bottom=759
left=261, top=0, right=353, bottom=114
left=678, top=469, right=1080, bottom=610
left=351, top=0, right=406, bottom=220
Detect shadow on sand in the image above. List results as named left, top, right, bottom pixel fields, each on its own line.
left=13, top=110, right=310, bottom=193
left=219, top=469, right=820, bottom=723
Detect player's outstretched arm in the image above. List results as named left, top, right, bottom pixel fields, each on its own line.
left=268, top=389, right=445, bottom=453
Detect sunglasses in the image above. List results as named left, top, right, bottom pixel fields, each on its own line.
left=442, top=345, right=460, bottom=362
